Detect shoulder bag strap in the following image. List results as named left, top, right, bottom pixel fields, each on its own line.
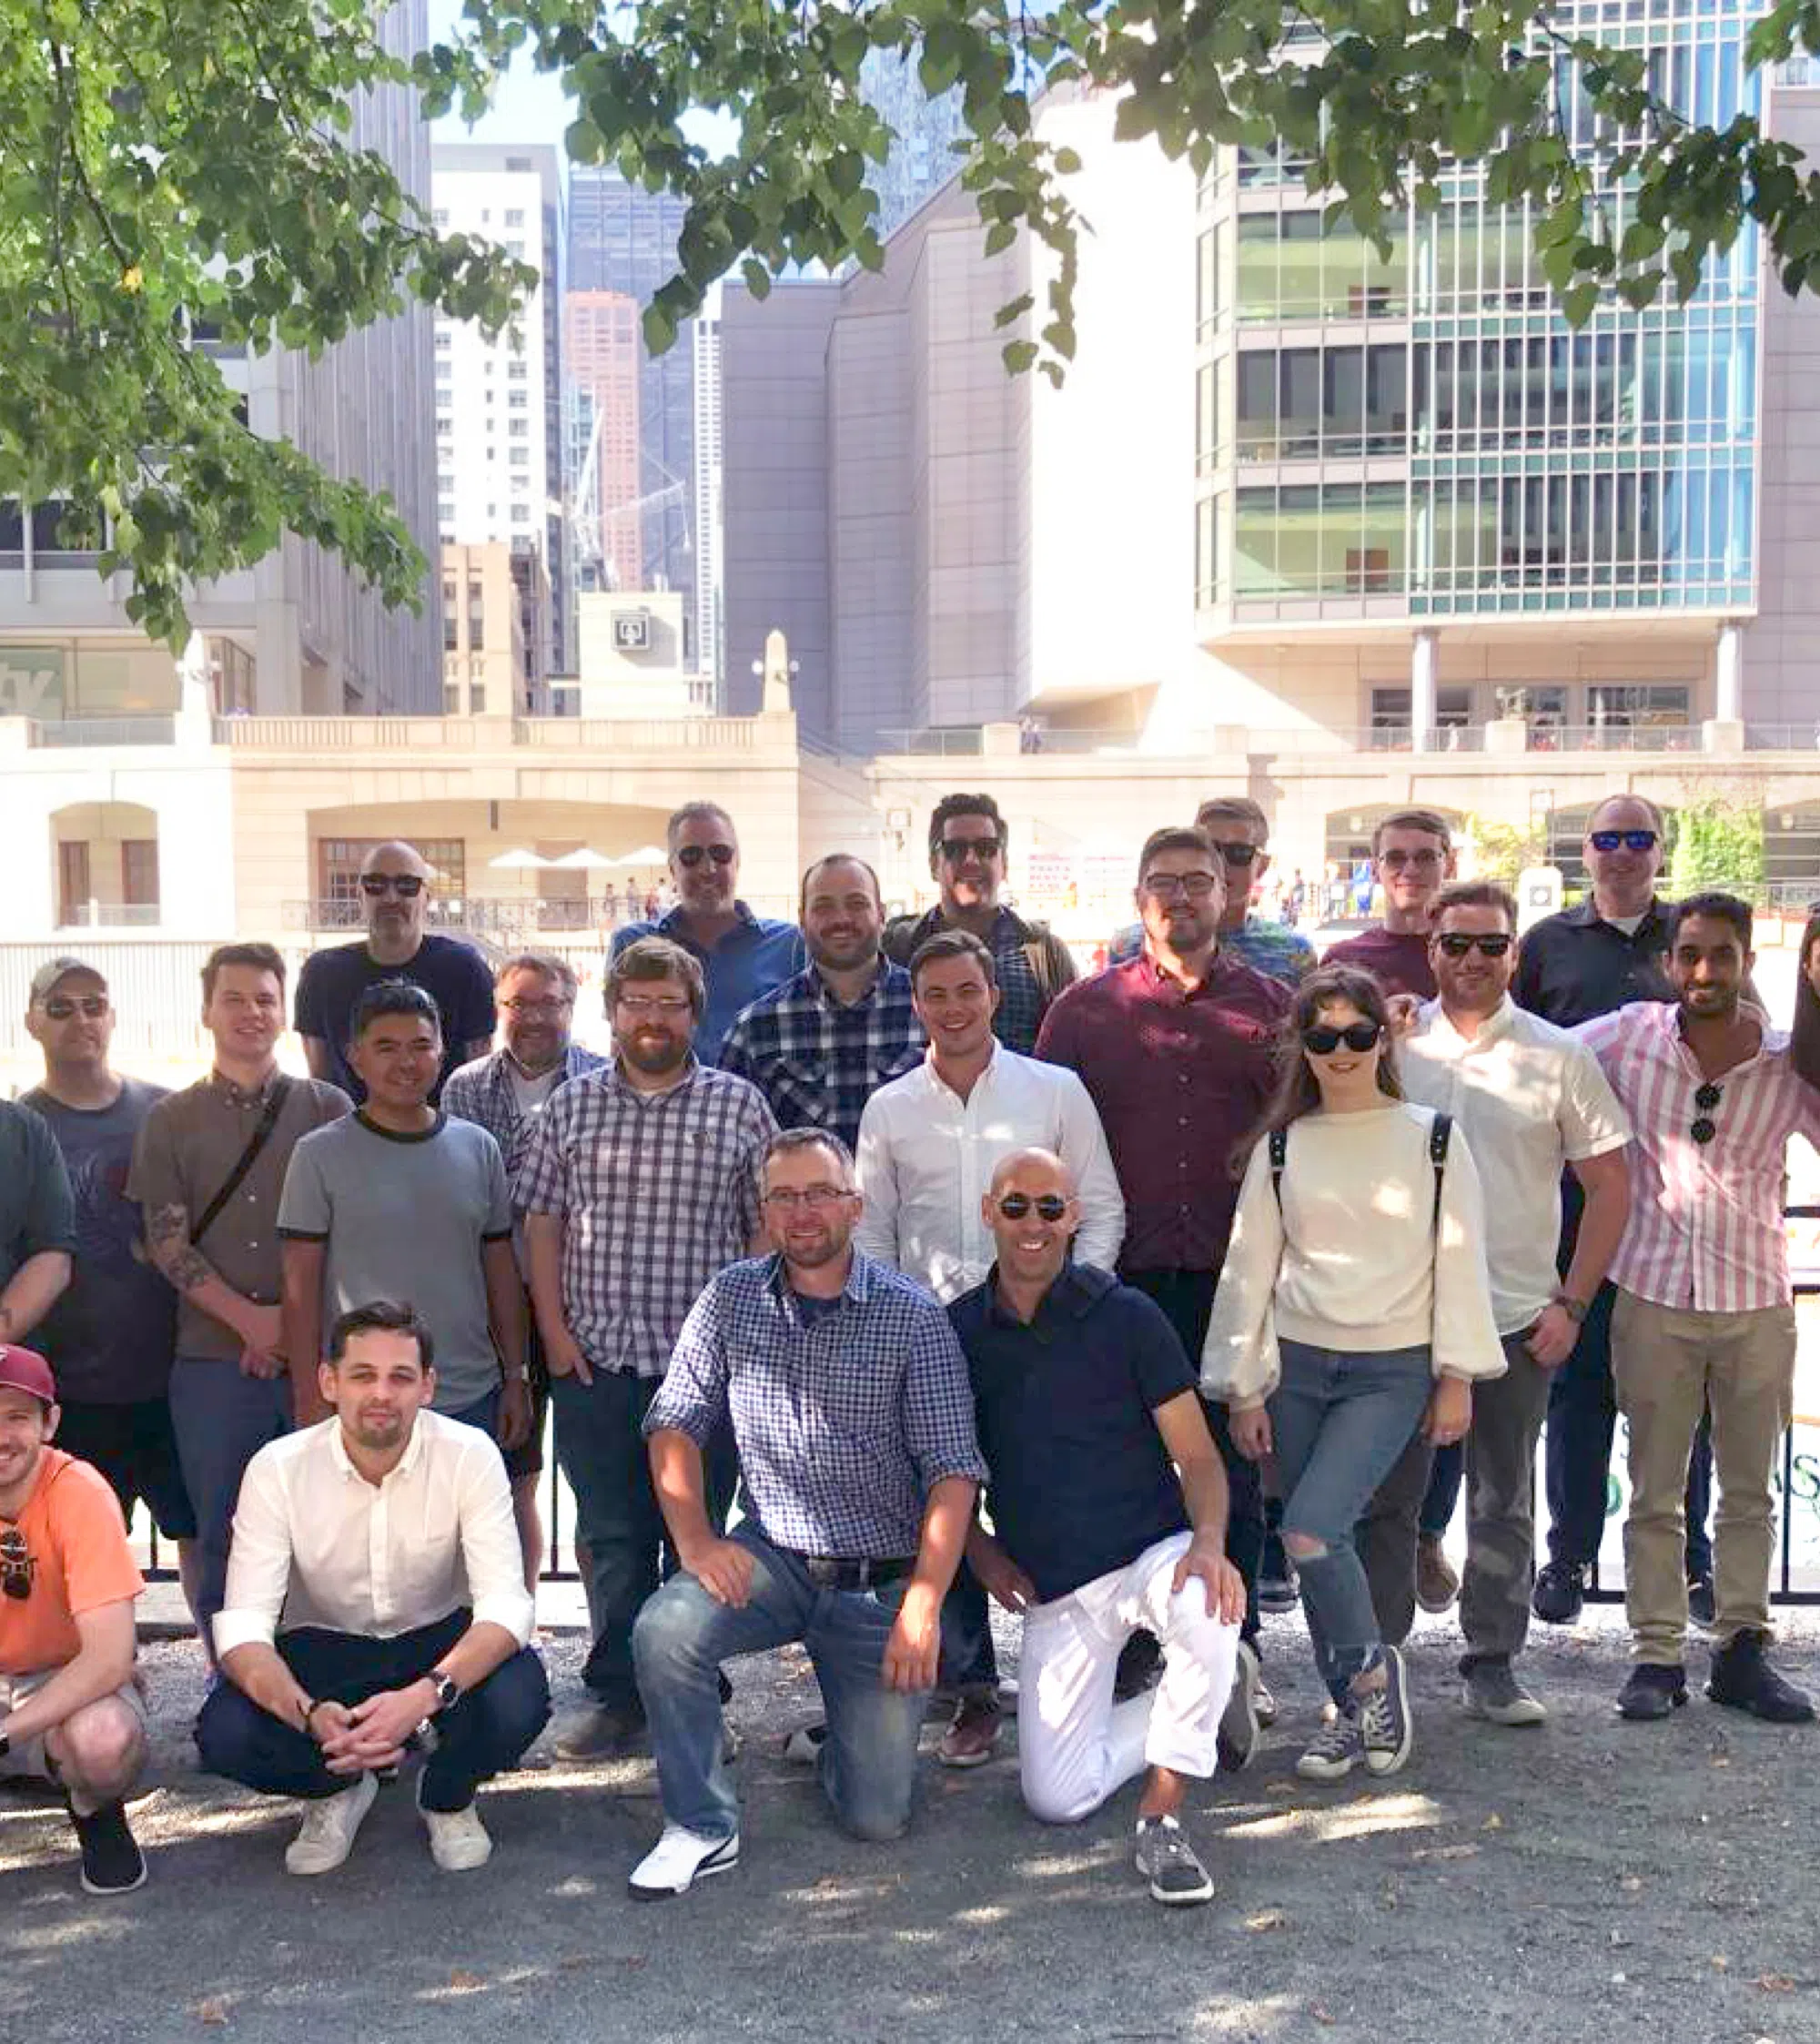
left=1268, top=1126, right=1289, bottom=1209
left=190, top=1078, right=292, bottom=1246
left=1428, top=1111, right=1451, bottom=1233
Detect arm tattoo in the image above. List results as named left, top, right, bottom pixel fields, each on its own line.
left=147, top=1204, right=217, bottom=1293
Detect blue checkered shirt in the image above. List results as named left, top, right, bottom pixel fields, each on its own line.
left=646, top=1251, right=988, bottom=1558
left=518, top=1060, right=778, bottom=1378
left=442, top=1043, right=609, bottom=1187
left=719, top=962, right=924, bottom=1154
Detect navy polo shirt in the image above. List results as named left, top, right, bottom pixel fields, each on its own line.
left=949, top=1263, right=1194, bottom=1604
left=1512, top=896, right=1674, bottom=1027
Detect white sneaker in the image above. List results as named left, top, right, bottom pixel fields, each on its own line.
left=627, top=1822, right=740, bottom=1899
left=420, top=1799, right=493, bottom=1873
left=285, top=1772, right=379, bottom=1876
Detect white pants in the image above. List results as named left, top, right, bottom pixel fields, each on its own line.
left=1017, top=1531, right=1240, bottom=1826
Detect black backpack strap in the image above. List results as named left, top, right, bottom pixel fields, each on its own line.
left=1428, top=1111, right=1451, bottom=1232
left=1269, top=1126, right=1289, bottom=1209
left=190, top=1078, right=291, bottom=1246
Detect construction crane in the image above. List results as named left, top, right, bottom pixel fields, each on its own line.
left=567, top=392, right=690, bottom=593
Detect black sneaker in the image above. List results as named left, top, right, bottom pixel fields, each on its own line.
left=70, top=1800, right=147, bottom=1896
left=1357, top=1645, right=1413, bottom=1776
left=1685, top=1573, right=1716, bottom=1629
left=1133, top=1815, right=1214, bottom=1907
left=1217, top=1640, right=1261, bottom=1773
left=1706, top=1629, right=1816, bottom=1725
left=1615, top=1663, right=1687, bottom=1721
left=1113, top=1629, right=1165, bottom=1702
left=1532, top=1559, right=1589, bottom=1625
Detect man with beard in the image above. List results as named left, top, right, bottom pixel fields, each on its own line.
left=294, top=841, right=496, bottom=1105
left=197, top=1302, right=549, bottom=1876
left=628, top=1129, right=986, bottom=1897
left=721, top=855, right=923, bottom=1153
left=521, top=937, right=777, bottom=1759
left=445, top=954, right=609, bottom=1586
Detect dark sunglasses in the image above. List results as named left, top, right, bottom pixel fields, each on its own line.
left=0, top=1527, right=33, bottom=1601
left=1436, top=933, right=1513, bottom=959
left=1691, top=1080, right=1723, bottom=1146
left=1303, top=1021, right=1383, bottom=1055
left=940, top=836, right=1003, bottom=863
left=996, top=1192, right=1070, bottom=1222
left=676, top=843, right=736, bottom=868
left=1210, top=841, right=1260, bottom=868
left=41, top=994, right=109, bottom=1019
left=1589, top=829, right=1658, bottom=853
left=359, top=874, right=424, bottom=897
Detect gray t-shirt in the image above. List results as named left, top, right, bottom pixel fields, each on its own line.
left=277, top=1112, right=512, bottom=1412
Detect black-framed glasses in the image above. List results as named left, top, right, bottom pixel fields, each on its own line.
left=1380, top=848, right=1443, bottom=871
left=1589, top=829, right=1659, bottom=854
left=1303, top=1021, right=1383, bottom=1055
left=939, top=835, right=1003, bottom=863
left=1210, top=842, right=1260, bottom=868
left=996, top=1192, right=1070, bottom=1221
left=763, top=1184, right=854, bottom=1211
left=500, top=995, right=574, bottom=1017
left=1691, top=1080, right=1723, bottom=1146
left=359, top=874, right=424, bottom=897
left=0, top=1527, right=34, bottom=1601
left=676, top=843, right=736, bottom=868
left=41, top=995, right=108, bottom=1019
left=1436, top=933, right=1513, bottom=959
left=1142, top=872, right=1220, bottom=901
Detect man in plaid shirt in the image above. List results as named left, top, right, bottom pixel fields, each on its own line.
left=521, top=937, right=776, bottom=1760
left=720, top=855, right=924, bottom=1153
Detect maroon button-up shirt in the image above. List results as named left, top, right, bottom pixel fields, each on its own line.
left=1036, top=951, right=1290, bottom=1274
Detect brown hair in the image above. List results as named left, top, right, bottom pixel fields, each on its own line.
left=606, top=935, right=706, bottom=1019
left=1431, top=880, right=1518, bottom=928
left=1136, top=825, right=1217, bottom=885
left=1196, top=795, right=1268, bottom=838
left=1372, top=808, right=1452, bottom=855
left=1239, top=965, right=1404, bottom=1169
left=201, top=942, right=286, bottom=1003
left=494, top=951, right=579, bottom=997
left=908, top=926, right=996, bottom=991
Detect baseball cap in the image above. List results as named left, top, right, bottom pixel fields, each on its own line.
left=27, top=956, right=106, bottom=1005
left=0, top=1346, right=56, bottom=1405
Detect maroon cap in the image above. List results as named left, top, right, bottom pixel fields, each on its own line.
left=0, top=1346, right=56, bottom=1404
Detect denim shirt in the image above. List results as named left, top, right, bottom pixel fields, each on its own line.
left=612, top=904, right=807, bottom=1065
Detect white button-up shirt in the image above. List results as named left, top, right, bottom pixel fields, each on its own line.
left=854, top=1044, right=1125, bottom=1302
left=213, top=1411, right=534, bottom=1656
left=1401, top=995, right=1632, bottom=1335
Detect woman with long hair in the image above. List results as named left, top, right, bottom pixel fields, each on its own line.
left=1202, top=965, right=1504, bottom=1779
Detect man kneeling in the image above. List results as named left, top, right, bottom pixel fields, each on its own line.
left=951, top=1151, right=1251, bottom=1907
left=0, top=1346, right=150, bottom=1894
left=197, top=1303, right=549, bottom=1875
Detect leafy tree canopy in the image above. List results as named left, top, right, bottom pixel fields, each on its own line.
left=6, top=0, right=1818, bottom=650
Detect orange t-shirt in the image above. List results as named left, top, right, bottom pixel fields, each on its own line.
left=0, top=1449, right=145, bottom=1674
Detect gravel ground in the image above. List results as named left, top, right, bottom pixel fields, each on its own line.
left=4, top=1604, right=1817, bottom=2044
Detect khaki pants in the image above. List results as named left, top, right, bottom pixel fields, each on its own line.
left=1610, top=1290, right=1795, bottom=1665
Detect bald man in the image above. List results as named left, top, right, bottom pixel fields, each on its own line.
left=947, top=1149, right=1252, bottom=1907
left=295, top=841, right=497, bottom=1104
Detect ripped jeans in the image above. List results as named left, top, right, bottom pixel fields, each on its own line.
left=1269, top=1340, right=1434, bottom=1705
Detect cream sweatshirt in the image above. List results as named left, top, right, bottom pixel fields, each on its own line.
left=1200, top=1101, right=1508, bottom=1410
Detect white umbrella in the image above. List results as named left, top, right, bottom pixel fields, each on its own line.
left=549, top=847, right=617, bottom=871
left=488, top=847, right=551, bottom=870
left=610, top=845, right=670, bottom=867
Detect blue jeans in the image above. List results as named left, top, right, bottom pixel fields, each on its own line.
left=939, top=1561, right=999, bottom=1696
left=632, top=1529, right=926, bottom=1846
left=167, top=1358, right=293, bottom=1658
left=195, top=1609, right=550, bottom=1811
left=1270, top=1340, right=1435, bottom=1705
left=445, top=1386, right=501, bottom=1439
left=551, top=1370, right=738, bottom=1711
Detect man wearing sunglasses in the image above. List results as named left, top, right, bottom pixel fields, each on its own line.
left=951, top=1149, right=1250, bottom=1907
left=295, top=841, right=497, bottom=1105
left=0, top=1345, right=150, bottom=1895
left=1573, top=894, right=1818, bottom=1725
left=1400, top=885, right=1632, bottom=1727
left=610, top=803, right=805, bottom=1066
left=882, top=793, right=1076, bottom=1055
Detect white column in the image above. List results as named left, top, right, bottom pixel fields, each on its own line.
left=1715, top=620, right=1744, bottom=723
left=1410, top=627, right=1439, bottom=749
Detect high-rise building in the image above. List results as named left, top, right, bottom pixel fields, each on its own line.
left=430, top=142, right=566, bottom=695
left=566, top=171, right=698, bottom=663
left=860, top=49, right=969, bottom=239
left=564, top=292, right=646, bottom=606
left=693, top=316, right=725, bottom=702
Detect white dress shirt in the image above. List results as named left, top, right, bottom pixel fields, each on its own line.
left=854, top=1044, right=1125, bottom=1302
left=1401, top=995, right=1632, bottom=1334
left=214, top=1411, right=535, bottom=1656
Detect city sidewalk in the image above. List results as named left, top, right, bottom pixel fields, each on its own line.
left=5, top=1604, right=1816, bottom=2044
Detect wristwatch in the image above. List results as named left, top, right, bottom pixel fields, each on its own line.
left=428, top=1671, right=461, bottom=1715
left=1551, top=1291, right=1589, bottom=1324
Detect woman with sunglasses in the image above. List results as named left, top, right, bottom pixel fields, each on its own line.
left=1201, top=966, right=1504, bottom=1780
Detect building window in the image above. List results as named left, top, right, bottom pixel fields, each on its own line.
left=509, top=390, right=528, bottom=410
left=435, top=415, right=452, bottom=438
left=206, top=636, right=257, bottom=715
left=1236, top=210, right=1409, bottom=324
left=1585, top=683, right=1693, bottom=730
left=1370, top=687, right=1472, bottom=737
left=57, top=842, right=90, bottom=926
left=509, top=419, right=529, bottom=439
left=511, top=504, right=531, bottom=523
left=433, top=209, right=449, bottom=228
left=504, top=208, right=525, bottom=228
left=442, top=579, right=459, bottom=651
left=467, top=576, right=485, bottom=651
left=444, top=684, right=460, bottom=714
left=510, top=448, right=530, bottom=467
left=435, top=330, right=451, bottom=351
left=1494, top=685, right=1568, bottom=740
left=121, top=840, right=160, bottom=907
left=1234, top=481, right=1410, bottom=598
left=509, top=360, right=528, bottom=379
left=318, top=839, right=467, bottom=921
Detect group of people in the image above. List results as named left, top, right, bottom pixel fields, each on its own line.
left=2, top=788, right=1816, bottom=1912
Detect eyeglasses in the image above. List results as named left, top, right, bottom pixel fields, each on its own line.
left=615, top=993, right=693, bottom=1018
left=1142, top=873, right=1221, bottom=901
left=1691, top=1080, right=1723, bottom=1146
left=675, top=843, right=736, bottom=868
left=1589, top=829, right=1659, bottom=854
left=41, top=995, right=108, bottom=1019
left=763, top=1184, right=854, bottom=1210
left=1436, top=933, right=1513, bottom=959
left=1380, top=848, right=1443, bottom=872
left=939, top=836, right=1003, bottom=863
left=0, top=1527, right=34, bottom=1601
left=1303, top=1021, right=1383, bottom=1055
left=359, top=874, right=425, bottom=897
left=500, top=996, right=573, bottom=1017
left=995, top=1192, right=1070, bottom=1222
left=1209, top=842, right=1260, bottom=868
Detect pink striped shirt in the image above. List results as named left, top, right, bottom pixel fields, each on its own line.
left=1577, top=1002, right=1820, bottom=1312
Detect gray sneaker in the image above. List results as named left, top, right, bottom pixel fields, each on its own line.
left=1461, top=1661, right=1548, bottom=1727
left=1133, top=1816, right=1214, bottom=1906
left=1217, top=1640, right=1261, bottom=1773
left=1358, top=1645, right=1413, bottom=1776
left=1295, top=1707, right=1363, bottom=1782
